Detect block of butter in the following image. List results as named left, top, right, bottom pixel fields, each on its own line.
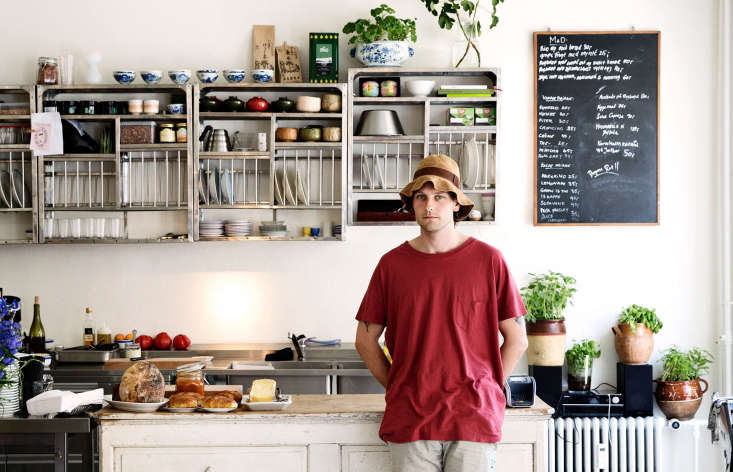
left=250, top=379, right=276, bottom=402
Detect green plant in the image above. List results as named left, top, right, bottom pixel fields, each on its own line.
left=618, top=304, right=663, bottom=334
left=660, top=346, right=714, bottom=382
left=520, top=271, right=577, bottom=323
left=419, top=0, right=507, bottom=67
left=565, top=339, right=601, bottom=372
left=342, top=4, right=417, bottom=45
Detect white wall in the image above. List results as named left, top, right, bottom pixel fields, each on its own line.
left=0, top=0, right=725, bottom=468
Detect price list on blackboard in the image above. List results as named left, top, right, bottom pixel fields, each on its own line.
left=534, top=32, right=659, bottom=224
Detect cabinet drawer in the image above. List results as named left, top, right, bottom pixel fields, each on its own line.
left=496, top=443, right=532, bottom=472
left=117, top=446, right=307, bottom=472
left=341, top=445, right=391, bottom=472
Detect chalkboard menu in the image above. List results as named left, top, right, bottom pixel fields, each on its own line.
left=534, top=32, right=659, bottom=225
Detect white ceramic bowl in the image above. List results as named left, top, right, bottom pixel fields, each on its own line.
left=140, top=70, right=163, bottom=84
left=197, top=69, right=219, bottom=83
left=168, top=69, right=191, bottom=84
left=223, top=69, right=247, bottom=83
left=295, top=96, right=321, bottom=113
left=405, top=79, right=436, bottom=97
left=252, top=69, right=273, bottom=83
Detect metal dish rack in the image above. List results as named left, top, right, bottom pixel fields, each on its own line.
left=0, top=85, right=36, bottom=243
left=193, top=83, right=347, bottom=241
left=347, top=68, right=499, bottom=225
left=36, top=84, right=193, bottom=243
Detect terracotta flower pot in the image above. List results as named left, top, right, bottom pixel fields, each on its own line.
left=612, top=322, right=654, bottom=364
left=526, top=319, right=566, bottom=366
left=655, top=378, right=708, bottom=420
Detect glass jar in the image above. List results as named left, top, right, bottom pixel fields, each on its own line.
left=37, top=57, right=58, bottom=85
left=43, top=100, right=57, bottom=113
left=81, top=101, right=95, bottom=115
left=123, top=343, right=141, bottom=358
left=61, top=101, right=78, bottom=115
left=176, top=362, right=205, bottom=395
left=175, top=123, right=187, bottom=143
left=159, top=123, right=175, bottom=143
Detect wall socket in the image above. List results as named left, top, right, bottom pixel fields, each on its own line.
left=595, top=442, right=609, bottom=471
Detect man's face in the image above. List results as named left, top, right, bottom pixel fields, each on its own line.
left=412, top=182, right=459, bottom=233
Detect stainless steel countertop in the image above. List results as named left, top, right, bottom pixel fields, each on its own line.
left=0, top=417, right=91, bottom=433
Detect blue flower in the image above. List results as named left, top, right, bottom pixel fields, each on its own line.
left=1, top=357, right=12, bottom=366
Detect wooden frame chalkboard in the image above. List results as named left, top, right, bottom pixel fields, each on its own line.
left=533, top=31, right=660, bottom=225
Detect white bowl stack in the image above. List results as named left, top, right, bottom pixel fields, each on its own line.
left=199, top=220, right=224, bottom=238
left=0, top=363, right=20, bottom=417
left=224, top=219, right=252, bottom=237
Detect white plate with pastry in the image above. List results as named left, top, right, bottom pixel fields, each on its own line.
left=162, top=406, right=197, bottom=413
left=197, top=406, right=239, bottom=413
left=241, top=394, right=292, bottom=411
left=104, top=395, right=167, bottom=413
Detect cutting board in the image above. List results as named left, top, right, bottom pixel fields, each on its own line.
left=104, top=356, right=213, bottom=371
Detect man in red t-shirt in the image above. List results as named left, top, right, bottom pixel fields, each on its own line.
left=355, top=154, right=528, bottom=472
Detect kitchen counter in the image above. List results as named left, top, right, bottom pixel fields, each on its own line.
left=96, top=394, right=553, bottom=472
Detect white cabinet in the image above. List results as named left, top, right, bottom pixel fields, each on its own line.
left=341, top=445, right=391, bottom=472
left=117, top=446, right=307, bottom=472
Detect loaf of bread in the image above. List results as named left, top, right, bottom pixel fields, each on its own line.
left=168, top=392, right=202, bottom=409
left=249, top=379, right=276, bottom=402
left=118, top=361, right=165, bottom=403
left=205, top=390, right=242, bottom=403
left=200, top=394, right=237, bottom=409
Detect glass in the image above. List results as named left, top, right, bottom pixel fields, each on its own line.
left=176, top=362, right=204, bottom=395
left=59, top=54, right=73, bottom=85
left=106, top=217, right=121, bottom=238
left=567, top=354, right=593, bottom=392
left=57, top=218, right=70, bottom=238
left=43, top=217, right=54, bottom=239
left=70, top=218, right=82, bottom=238
left=93, top=218, right=105, bottom=238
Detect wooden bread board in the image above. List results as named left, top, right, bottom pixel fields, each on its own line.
left=104, top=356, right=213, bottom=371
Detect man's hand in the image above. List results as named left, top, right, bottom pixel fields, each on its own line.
left=355, top=320, right=390, bottom=387
left=499, top=316, right=529, bottom=382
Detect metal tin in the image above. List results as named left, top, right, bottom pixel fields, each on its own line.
left=123, top=343, right=141, bottom=358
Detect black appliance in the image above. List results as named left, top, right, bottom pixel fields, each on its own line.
left=554, top=390, right=624, bottom=418
left=528, top=365, right=563, bottom=409
left=617, top=362, right=653, bottom=417
left=504, top=375, right=536, bottom=408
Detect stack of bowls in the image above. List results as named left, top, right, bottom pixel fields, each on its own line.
left=333, top=225, right=342, bottom=237
left=260, top=221, right=287, bottom=237
left=199, top=221, right=224, bottom=237
left=0, top=363, right=20, bottom=417
left=224, top=219, right=252, bottom=236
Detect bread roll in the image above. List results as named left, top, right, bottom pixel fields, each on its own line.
left=168, top=392, right=200, bottom=409
left=205, top=390, right=242, bottom=403
left=200, top=394, right=237, bottom=409
left=118, top=360, right=165, bottom=403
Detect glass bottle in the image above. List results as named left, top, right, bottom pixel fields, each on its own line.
left=83, top=307, right=95, bottom=346
left=29, top=296, right=46, bottom=353
left=175, top=362, right=205, bottom=395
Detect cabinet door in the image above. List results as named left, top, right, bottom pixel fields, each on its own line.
left=341, top=445, right=391, bottom=472
left=117, top=446, right=307, bottom=472
left=496, top=444, right=533, bottom=472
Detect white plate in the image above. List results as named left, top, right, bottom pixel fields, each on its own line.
left=162, top=406, right=197, bottom=413
left=104, top=396, right=168, bottom=412
left=295, top=170, right=309, bottom=205
left=207, top=168, right=219, bottom=203
left=11, top=169, right=29, bottom=207
left=197, top=406, right=238, bottom=413
left=281, top=168, right=296, bottom=205
left=221, top=168, right=233, bottom=204
left=373, top=155, right=385, bottom=188
left=360, top=156, right=372, bottom=188
left=274, top=170, right=284, bottom=205
left=0, top=170, right=11, bottom=207
left=241, top=394, right=292, bottom=411
left=460, top=137, right=480, bottom=188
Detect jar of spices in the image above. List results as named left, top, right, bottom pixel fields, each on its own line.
left=62, top=101, right=78, bottom=115
left=123, top=343, right=141, bottom=358
left=37, top=57, right=58, bottom=85
left=175, top=362, right=205, bottom=395
left=81, top=100, right=95, bottom=115
left=175, top=123, right=187, bottom=143
left=43, top=100, right=57, bottom=113
left=159, top=123, right=175, bottom=143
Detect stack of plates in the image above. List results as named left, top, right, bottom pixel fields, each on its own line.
left=199, top=220, right=224, bottom=237
left=224, top=219, right=252, bottom=237
left=0, top=364, right=20, bottom=417
left=333, top=225, right=342, bottom=237
left=260, top=221, right=288, bottom=237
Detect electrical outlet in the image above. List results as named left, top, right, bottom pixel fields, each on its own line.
left=596, top=442, right=609, bottom=471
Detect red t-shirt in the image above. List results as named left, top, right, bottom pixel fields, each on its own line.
left=355, top=237, right=526, bottom=443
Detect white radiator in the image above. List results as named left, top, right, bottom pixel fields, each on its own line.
left=547, top=417, right=666, bottom=472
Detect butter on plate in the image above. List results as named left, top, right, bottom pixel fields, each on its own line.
left=249, top=379, right=276, bottom=402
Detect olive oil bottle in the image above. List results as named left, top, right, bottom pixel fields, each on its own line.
left=29, top=296, right=46, bottom=353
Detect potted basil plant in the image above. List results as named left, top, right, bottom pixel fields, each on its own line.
left=520, top=271, right=576, bottom=366
left=342, top=4, right=417, bottom=67
left=612, top=304, right=663, bottom=364
left=656, top=346, right=713, bottom=420
left=565, top=339, right=601, bottom=392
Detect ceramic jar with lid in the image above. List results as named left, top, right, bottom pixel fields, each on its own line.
left=176, top=123, right=187, bottom=142
left=246, top=96, right=269, bottom=112
left=223, top=96, right=244, bottom=112
left=272, top=97, right=295, bottom=113
left=159, top=123, right=175, bottom=143
left=321, top=94, right=341, bottom=112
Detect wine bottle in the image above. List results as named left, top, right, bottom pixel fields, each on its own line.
left=29, top=296, right=46, bottom=353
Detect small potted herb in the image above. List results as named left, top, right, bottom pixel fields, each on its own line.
left=656, top=346, right=713, bottom=420
left=612, top=304, right=663, bottom=364
left=342, top=4, right=417, bottom=67
left=521, top=271, right=576, bottom=366
left=565, top=339, right=601, bottom=391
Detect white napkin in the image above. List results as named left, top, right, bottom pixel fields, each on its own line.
left=26, top=388, right=104, bottom=416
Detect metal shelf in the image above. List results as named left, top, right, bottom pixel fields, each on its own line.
left=0, top=144, right=31, bottom=151
left=274, top=112, right=342, bottom=119
left=353, top=135, right=424, bottom=143
left=0, top=114, right=30, bottom=120
left=120, top=144, right=188, bottom=151
left=43, top=237, right=189, bottom=244
left=199, top=152, right=270, bottom=159
left=200, top=112, right=271, bottom=120
left=353, top=97, right=426, bottom=105
left=429, top=126, right=497, bottom=133
left=199, top=235, right=342, bottom=242
left=43, top=153, right=116, bottom=160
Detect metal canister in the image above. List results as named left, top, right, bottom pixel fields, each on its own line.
left=159, top=123, right=175, bottom=143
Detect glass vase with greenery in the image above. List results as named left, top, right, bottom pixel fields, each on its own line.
left=618, top=304, right=663, bottom=334
left=520, top=271, right=576, bottom=324
left=566, top=339, right=601, bottom=391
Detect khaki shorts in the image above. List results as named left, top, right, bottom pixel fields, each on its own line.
left=389, top=440, right=497, bottom=472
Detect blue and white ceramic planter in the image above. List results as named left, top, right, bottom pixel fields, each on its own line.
left=350, top=41, right=415, bottom=67
left=197, top=69, right=219, bottom=83
left=168, top=70, right=191, bottom=84
left=223, top=70, right=246, bottom=83
left=252, top=69, right=273, bottom=83
left=140, top=70, right=163, bottom=84
left=113, top=71, right=136, bottom=84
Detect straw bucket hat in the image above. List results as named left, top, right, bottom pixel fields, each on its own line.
left=399, top=154, right=474, bottom=221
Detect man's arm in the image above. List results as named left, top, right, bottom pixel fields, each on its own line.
left=498, top=316, right=529, bottom=382
left=355, top=320, right=390, bottom=387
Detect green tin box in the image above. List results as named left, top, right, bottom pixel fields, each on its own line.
left=474, top=107, right=496, bottom=125
left=448, top=107, right=475, bottom=126
left=309, top=33, right=339, bottom=83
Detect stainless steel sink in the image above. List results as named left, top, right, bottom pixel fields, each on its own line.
left=269, top=361, right=335, bottom=370
left=337, top=361, right=368, bottom=369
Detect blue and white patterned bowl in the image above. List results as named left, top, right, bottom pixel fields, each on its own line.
left=252, top=69, right=273, bottom=83
left=113, top=71, right=136, bottom=85
left=197, top=69, right=219, bottom=83
left=168, top=69, right=191, bottom=84
left=223, top=69, right=247, bottom=83
left=167, top=103, right=185, bottom=114
left=140, top=70, right=163, bottom=84
left=350, top=41, right=415, bottom=67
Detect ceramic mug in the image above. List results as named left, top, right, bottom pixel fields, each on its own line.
left=302, top=226, right=311, bottom=236
left=361, top=81, right=379, bottom=97
left=128, top=99, right=143, bottom=115
left=310, top=227, right=321, bottom=237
